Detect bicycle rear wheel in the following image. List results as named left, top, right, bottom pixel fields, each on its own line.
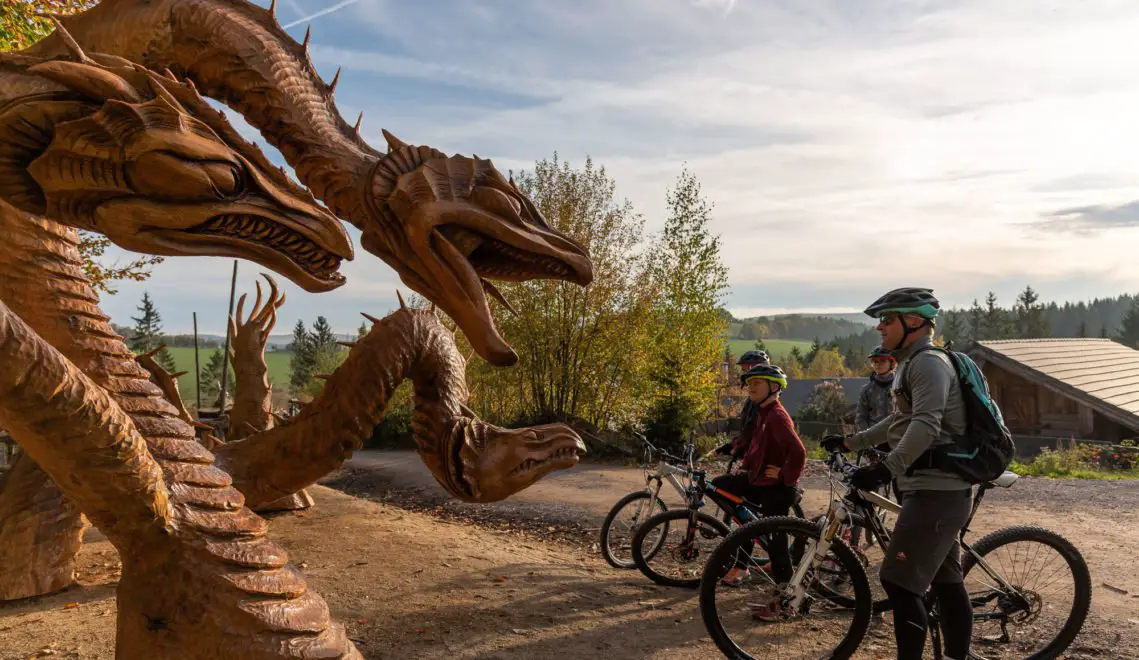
left=700, top=516, right=872, bottom=659
left=962, top=525, right=1091, bottom=659
left=599, top=491, right=668, bottom=569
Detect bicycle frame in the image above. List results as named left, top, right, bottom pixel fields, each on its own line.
left=785, top=453, right=1038, bottom=642
left=681, top=466, right=768, bottom=526
left=625, top=438, right=697, bottom=523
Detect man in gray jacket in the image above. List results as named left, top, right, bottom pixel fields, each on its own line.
left=822, top=287, right=973, bottom=660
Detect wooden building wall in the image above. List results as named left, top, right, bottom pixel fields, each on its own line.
left=981, top=361, right=1137, bottom=441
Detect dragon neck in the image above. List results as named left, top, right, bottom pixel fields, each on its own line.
left=32, top=0, right=382, bottom=225
left=0, top=202, right=360, bottom=654
left=0, top=200, right=144, bottom=387
left=214, top=307, right=466, bottom=505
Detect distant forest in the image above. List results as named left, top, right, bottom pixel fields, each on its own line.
left=726, top=288, right=1139, bottom=373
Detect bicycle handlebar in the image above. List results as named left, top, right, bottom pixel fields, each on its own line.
left=824, top=447, right=859, bottom=481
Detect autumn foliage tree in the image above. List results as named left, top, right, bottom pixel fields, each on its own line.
left=460, top=155, right=656, bottom=432
left=640, top=168, right=729, bottom=450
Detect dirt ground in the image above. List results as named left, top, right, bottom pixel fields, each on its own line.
left=1, top=450, right=1136, bottom=659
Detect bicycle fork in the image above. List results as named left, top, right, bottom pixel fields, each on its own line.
left=633, top=477, right=664, bottom=523
left=786, top=499, right=850, bottom=610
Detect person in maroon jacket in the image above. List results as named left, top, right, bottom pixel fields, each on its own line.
left=712, top=363, right=805, bottom=619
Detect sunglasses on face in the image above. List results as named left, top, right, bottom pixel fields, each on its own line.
left=878, top=314, right=901, bottom=325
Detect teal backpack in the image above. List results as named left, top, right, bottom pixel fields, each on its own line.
left=907, top=345, right=1016, bottom=483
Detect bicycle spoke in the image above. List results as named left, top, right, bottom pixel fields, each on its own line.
left=966, top=536, right=1081, bottom=657
left=702, top=521, right=871, bottom=659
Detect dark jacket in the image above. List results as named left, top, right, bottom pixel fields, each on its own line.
left=856, top=372, right=895, bottom=431
left=739, top=400, right=806, bottom=488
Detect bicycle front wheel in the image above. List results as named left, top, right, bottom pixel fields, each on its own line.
left=599, top=490, right=668, bottom=569
left=962, top=525, right=1092, bottom=659
left=700, top=516, right=872, bottom=659
left=632, top=509, right=730, bottom=588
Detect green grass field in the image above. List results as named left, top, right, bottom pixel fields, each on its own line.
left=724, top=338, right=812, bottom=362
left=158, top=339, right=808, bottom=404
left=163, top=346, right=294, bottom=403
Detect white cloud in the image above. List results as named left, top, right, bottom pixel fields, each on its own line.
left=98, top=0, right=1139, bottom=332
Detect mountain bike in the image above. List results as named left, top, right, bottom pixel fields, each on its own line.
left=629, top=457, right=805, bottom=588
left=698, top=448, right=1092, bottom=659
left=599, top=433, right=696, bottom=569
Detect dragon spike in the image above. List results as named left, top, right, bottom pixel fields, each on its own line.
left=361, top=311, right=382, bottom=324
left=314, top=373, right=331, bottom=381
left=482, top=279, right=517, bottom=315
left=49, top=17, right=90, bottom=64
left=171, top=371, right=189, bottom=378
left=269, top=0, right=276, bottom=18
left=382, top=128, right=408, bottom=152
left=141, top=343, right=167, bottom=359
left=191, top=421, right=213, bottom=431
left=302, top=25, right=311, bottom=54
left=396, top=290, right=407, bottom=309
left=458, top=402, right=479, bottom=419
left=163, top=67, right=178, bottom=81
left=354, top=111, right=363, bottom=135
left=328, top=67, right=341, bottom=94
left=337, top=340, right=356, bottom=349
left=271, top=412, right=287, bottom=425
left=147, top=72, right=188, bottom=112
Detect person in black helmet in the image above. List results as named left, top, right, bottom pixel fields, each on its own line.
left=715, top=350, right=771, bottom=458
left=821, top=287, right=973, bottom=660
left=848, top=345, right=897, bottom=548
left=856, top=346, right=897, bottom=432
left=713, top=364, right=805, bottom=623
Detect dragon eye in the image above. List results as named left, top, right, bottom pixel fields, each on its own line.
left=201, top=162, right=243, bottom=198
left=130, top=151, right=244, bottom=201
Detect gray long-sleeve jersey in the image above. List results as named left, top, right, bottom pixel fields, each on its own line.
left=846, top=335, right=970, bottom=492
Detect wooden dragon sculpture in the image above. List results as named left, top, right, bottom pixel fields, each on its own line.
left=0, top=1, right=593, bottom=656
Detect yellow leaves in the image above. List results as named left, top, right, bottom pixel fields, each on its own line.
left=801, top=347, right=850, bottom=379
left=77, top=231, right=163, bottom=297
left=0, top=1, right=99, bottom=52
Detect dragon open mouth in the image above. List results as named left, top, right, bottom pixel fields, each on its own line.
left=440, top=226, right=585, bottom=282
left=442, top=418, right=585, bottom=502
left=193, top=214, right=345, bottom=283
left=507, top=446, right=582, bottom=477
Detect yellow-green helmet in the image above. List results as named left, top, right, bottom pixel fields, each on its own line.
left=741, top=363, right=788, bottom=389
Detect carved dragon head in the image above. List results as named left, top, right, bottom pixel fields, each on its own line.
left=25, top=5, right=591, bottom=364
left=1, top=29, right=352, bottom=292
left=439, top=418, right=585, bottom=503
left=361, top=131, right=593, bottom=366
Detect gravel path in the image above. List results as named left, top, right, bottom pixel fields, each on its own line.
left=321, top=450, right=1139, bottom=659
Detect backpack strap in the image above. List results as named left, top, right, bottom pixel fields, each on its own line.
left=901, top=345, right=965, bottom=476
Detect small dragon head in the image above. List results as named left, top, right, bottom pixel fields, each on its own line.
left=361, top=131, right=593, bottom=366
left=8, top=39, right=352, bottom=292
left=433, top=417, right=586, bottom=503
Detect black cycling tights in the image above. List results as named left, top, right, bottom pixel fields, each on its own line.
left=881, top=580, right=972, bottom=659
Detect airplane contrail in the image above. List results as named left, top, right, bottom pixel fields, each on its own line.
left=282, top=0, right=364, bottom=29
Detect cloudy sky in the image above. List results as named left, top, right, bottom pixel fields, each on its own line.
left=94, top=0, right=1139, bottom=333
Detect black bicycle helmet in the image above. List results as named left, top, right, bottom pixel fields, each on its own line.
left=862, top=287, right=940, bottom=319
left=867, top=346, right=896, bottom=361
left=737, top=350, right=769, bottom=366
left=740, top=363, right=787, bottom=388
